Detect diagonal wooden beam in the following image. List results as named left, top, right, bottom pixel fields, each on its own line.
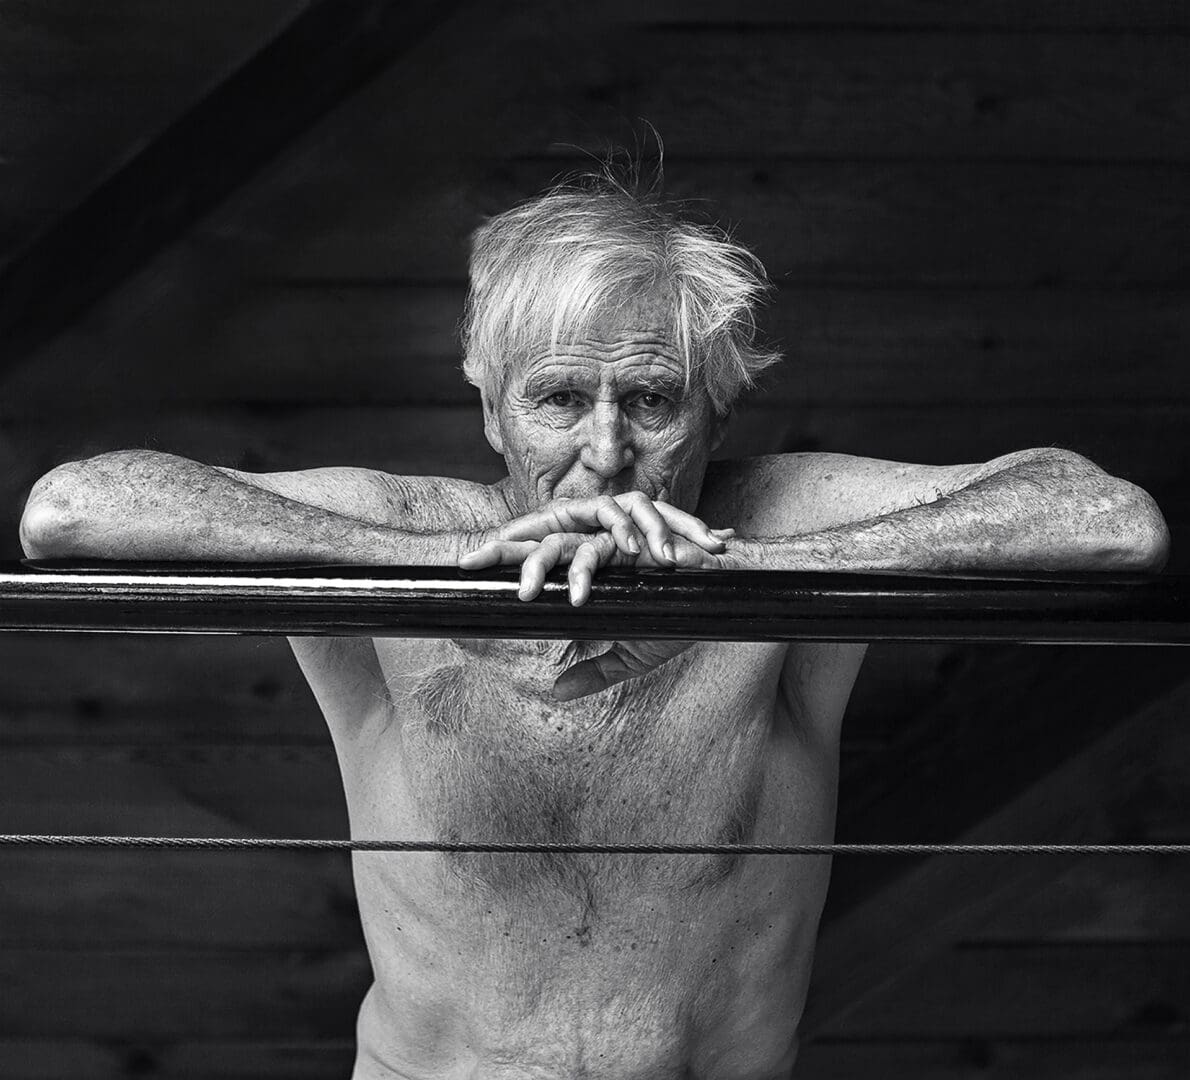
left=0, top=0, right=462, bottom=370
left=802, top=648, right=1190, bottom=1038
left=827, top=643, right=1190, bottom=909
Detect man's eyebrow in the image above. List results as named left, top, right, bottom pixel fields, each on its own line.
left=638, top=368, right=685, bottom=387
left=521, top=368, right=592, bottom=395
left=629, top=369, right=687, bottom=395
left=518, top=359, right=687, bottom=398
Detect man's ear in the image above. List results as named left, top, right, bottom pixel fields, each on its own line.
left=481, top=388, right=505, bottom=455
left=710, top=408, right=732, bottom=453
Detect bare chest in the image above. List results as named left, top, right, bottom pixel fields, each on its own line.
left=370, top=637, right=787, bottom=898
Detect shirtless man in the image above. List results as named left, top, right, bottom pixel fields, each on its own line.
left=21, top=177, right=1169, bottom=1078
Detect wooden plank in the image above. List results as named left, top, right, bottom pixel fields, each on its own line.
left=794, top=1039, right=1190, bottom=1079
left=11, top=286, right=1189, bottom=409
left=214, top=17, right=1189, bottom=170
left=0, top=632, right=944, bottom=747
left=0, top=1037, right=1186, bottom=1080
left=841, top=643, right=972, bottom=749
left=647, top=161, right=1190, bottom=288
left=0, top=942, right=1186, bottom=1042
left=0, top=635, right=325, bottom=745
left=0, top=744, right=349, bottom=839
left=0, top=849, right=360, bottom=949
left=805, top=652, right=1190, bottom=1036
left=762, top=288, right=1190, bottom=406
left=828, top=943, right=1190, bottom=1038
left=831, top=647, right=1190, bottom=876
left=174, top=3, right=630, bottom=297
left=0, top=0, right=459, bottom=368
left=0, top=0, right=302, bottom=259
left=223, top=160, right=1190, bottom=287
left=2, top=403, right=504, bottom=483
left=726, top=402, right=1190, bottom=492
left=0, top=948, right=370, bottom=1038
left=973, top=855, right=1190, bottom=943
left=605, top=1, right=1190, bottom=31
left=0, top=1039, right=355, bottom=1080
left=559, top=28, right=1190, bottom=160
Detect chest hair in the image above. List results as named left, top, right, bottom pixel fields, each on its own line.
left=388, top=639, right=773, bottom=912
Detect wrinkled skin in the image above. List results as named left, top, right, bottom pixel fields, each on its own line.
left=483, top=293, right=726, bottom=517
left=460, top=293, right=735, bottom=698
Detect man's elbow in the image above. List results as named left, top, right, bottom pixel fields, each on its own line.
left=19, top=463, right=88, bottom=559
left=1036, top=451, right=1170, bottom=573
left=1097, top=482, right=1171, bottom=573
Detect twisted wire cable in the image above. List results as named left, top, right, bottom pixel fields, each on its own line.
left=0, top=835, right=1184, bottom=855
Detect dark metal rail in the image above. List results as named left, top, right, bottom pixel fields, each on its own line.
left=0, top=561, right=1186, bottom=643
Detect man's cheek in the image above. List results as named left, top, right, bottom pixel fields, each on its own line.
left=637, top=431, right=710, bottom=507
left=516, top=440, right=576, bottom=502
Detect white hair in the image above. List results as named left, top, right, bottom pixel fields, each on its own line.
left=460, top=174, right=781, bottom=416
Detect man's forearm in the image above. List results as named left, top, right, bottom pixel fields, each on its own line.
left=726, top=450, right=1169, bottom=574
left=20, top=451, right=474, bottom=565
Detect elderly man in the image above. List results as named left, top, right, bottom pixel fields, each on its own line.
left=21, top=176, right=1169, bottom=1079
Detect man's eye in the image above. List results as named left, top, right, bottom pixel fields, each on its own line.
left=543, top=391, right=580, bottom=407
left=633, top=391, right=669, bottom=409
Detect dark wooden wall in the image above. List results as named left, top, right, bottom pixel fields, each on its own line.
left=0, top=2, right=1187, bottom=1077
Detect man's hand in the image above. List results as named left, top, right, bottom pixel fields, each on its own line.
left=457, top=494, right=732, bottom=700
left=552, top=639, right=694, bottom=701
left=476, top=492, right=730, bottom=567
left=458, top=493, right=732, bottom=604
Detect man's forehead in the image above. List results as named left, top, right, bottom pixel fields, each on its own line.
left=521, top=329, right=683, bottom=375
left=533, top=290, right=678, bottom=355
left=595, top=290, right=675, bottom=331
left=500, top=287, right=687, bottom=387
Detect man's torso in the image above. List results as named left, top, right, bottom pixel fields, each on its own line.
left=290, top=463, right=867, bottom=1078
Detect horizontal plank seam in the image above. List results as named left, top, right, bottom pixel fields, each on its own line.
left=509, top=153, right=1190, bottom=167
left=263, top=278, right=1190, bottom=294
left=638, top=24, right=1190, bottom=37
left=1, top=940, right=1187, bottom=958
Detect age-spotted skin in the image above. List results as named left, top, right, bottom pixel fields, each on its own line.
left=290, top=467, right=867, bottom=1080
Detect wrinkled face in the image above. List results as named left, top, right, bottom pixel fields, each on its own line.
left=483, top=293, right=725, bottom=513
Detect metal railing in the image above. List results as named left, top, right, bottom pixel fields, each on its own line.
left=1, top=561, right=1186, bottom=644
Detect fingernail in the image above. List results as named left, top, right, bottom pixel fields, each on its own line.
left=518, top=586, right=531, bottom=601
left=627, top=537, right=640, bottom=555
left=713, top=528, right=735, bottom=538
left=663, top=542, right=675, bottom=563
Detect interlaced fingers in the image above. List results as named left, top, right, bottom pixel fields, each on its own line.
left=0, top=835, right=1185, bottom=855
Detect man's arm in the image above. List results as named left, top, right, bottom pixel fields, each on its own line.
left=19, top=450, right=497, bottom=564
left=547, top=447, right=1170, bottom=701
left=710, top=447, right=1170, bottom=574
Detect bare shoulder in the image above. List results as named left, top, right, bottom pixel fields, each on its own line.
left=218, top=465, right=511, bottom=532
left=234, top=470, right=510, bottom=739
left=700, top=452, right=1003, bottom=536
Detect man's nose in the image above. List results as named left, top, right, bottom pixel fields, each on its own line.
left=580, top=402, right=634, bottom=479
